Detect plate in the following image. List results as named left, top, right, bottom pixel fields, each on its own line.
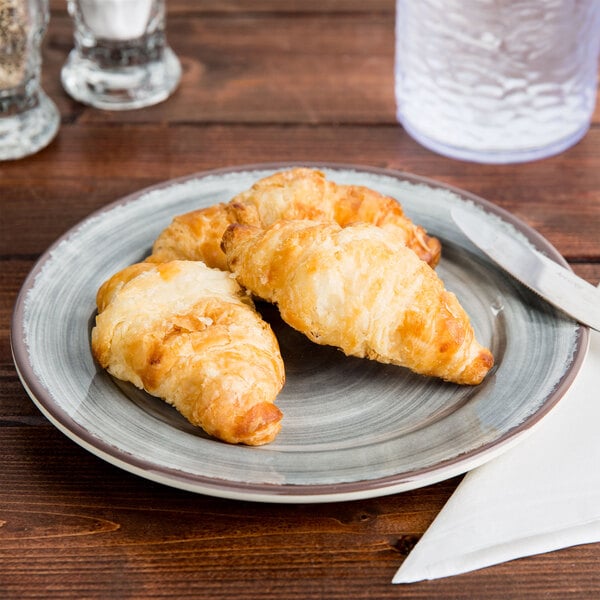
left=11, top=164, right=588, bottom=503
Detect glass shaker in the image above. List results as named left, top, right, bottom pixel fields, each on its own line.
left=61, top=0, right=181, bottom=110
left=0, top=0, right=60, bottom=160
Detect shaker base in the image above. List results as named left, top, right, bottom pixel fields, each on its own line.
left=398, top=114, right=591, bottom=165
left=0, top=92, right=60, bottom=161
left=61, top=46, right=181, bottom=111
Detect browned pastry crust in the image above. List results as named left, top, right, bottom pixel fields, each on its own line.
left=91, top=260, right=285, bottom=445
left=148, top=168, right=441, bottom=270
left=221, top=220, right=493, bottom=385
left=148, top=204, right=233, bottom=270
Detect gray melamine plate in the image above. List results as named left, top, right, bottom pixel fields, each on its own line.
left=11, top=164, right=589, bottom=503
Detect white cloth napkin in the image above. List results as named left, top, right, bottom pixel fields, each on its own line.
left=393, top=325, right=600, bottom=583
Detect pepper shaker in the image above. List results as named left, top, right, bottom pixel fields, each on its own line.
left=61, top=0, right=181, bottom=110
left=0, top=0, right=60, bottom=160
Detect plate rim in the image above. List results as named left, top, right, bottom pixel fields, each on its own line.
left=10, top=161, right=590, bottom=503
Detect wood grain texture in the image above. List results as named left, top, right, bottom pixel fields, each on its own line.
left=2, top=425, right=600, bottom=600
left=42, top=14, right=396, bottom=125
left=1, top=1, right=599, bottom=598
left=2, top=123, right=599, bottom=265
left=49, top=0, right=396, bottom=15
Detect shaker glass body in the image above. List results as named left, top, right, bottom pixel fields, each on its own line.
left=61, top=0, right=181, bottom=110
left=1, top=0, right=59, bottom=160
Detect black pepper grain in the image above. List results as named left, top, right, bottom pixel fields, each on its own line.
left=0, top=0, right=29, bottom=89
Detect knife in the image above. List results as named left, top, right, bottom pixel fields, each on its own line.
left=451, top=206, right=600, bottom=331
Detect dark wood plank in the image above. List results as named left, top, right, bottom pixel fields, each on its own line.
left=49, top=0, right=396, bottom=15
left=2, top=123, right=599, bottom=264
left=1, top=425, right=600, bottom=598
left=42, top=13, right=396, bottom=125
left=1, top=420, right=600, bottom=599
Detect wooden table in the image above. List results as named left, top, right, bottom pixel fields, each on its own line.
left=2, top=1, right=599, bottom=597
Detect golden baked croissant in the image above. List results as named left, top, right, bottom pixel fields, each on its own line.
left=149, top=168, right=441, bottom=270
left=91, top=260, right=285, bottom=445
left=148, top=203, right=233, bottom=270
left=221, top=220, right=493, bottom=385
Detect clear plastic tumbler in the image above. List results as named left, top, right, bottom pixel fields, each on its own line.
left=395, top=0, right=600, bottom=163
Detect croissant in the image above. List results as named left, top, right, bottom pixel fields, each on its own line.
left=91, top=260, right=285, bottom=445
left=221, top=220, right=493, bottom=385
left=148, top=203, right=233, bottom=270
left=149, top=168, right=441, bottom=270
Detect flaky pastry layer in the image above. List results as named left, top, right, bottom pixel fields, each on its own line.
left=222, top=220, right=493, bottom=385
left=149, top=168, right=441, bottom=270
left=91, top=260, right=285, bottom=445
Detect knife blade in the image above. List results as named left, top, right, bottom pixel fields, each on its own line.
left=451, top=206, right=600, bottom=331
